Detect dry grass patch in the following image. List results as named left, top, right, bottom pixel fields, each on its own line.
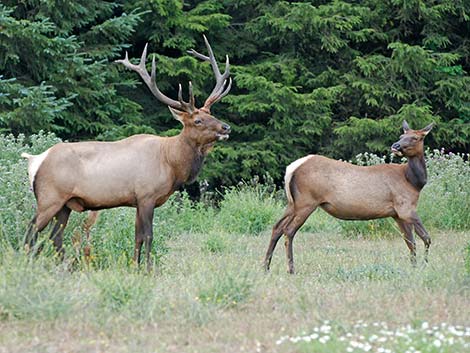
left=0, top=230, right=469, bottom=352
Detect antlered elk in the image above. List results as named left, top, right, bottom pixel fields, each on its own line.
left=22, top=36, right=232, bottom=269
left=264, top=121, right=434, bottom=274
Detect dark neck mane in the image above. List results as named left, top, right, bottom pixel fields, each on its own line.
left=405, top=155, right=427, bottom=191
left=175, top=134, right=210, bottom=186
left=187, top=147, right=205, bottom=184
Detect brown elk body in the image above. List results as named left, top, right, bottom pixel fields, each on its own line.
left=22, top=36, right=232, bottom=269
left=264, top=121, right=434, bottom=274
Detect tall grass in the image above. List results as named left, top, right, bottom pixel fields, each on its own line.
left=1, top=132, right=469, bottom=352
left=0, top=132, right=469, bottom=269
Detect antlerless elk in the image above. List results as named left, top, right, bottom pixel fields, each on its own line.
left=264, top=121, right=434, bottom=274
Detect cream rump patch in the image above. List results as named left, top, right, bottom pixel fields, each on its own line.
left=21, top=149, right=50, bottom=189
left=284, top=155, right=313, bottom=204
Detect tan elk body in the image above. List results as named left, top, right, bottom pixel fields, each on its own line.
left=264, top=121, right=434, bottom=274
left=23, top=36, right=232, bottom=268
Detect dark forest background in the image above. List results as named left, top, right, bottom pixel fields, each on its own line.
left=1, top=0, right=469, bottom=187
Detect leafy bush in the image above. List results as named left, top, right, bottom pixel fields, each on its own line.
left=419, top=150, right=470, bottom=230
left=217, top=178, right=283, bottom=235
left=202, top=233, right=227, bottom=253
left=0, top=132, right=61, bottom=248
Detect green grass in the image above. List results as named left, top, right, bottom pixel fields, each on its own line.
left=1, top=231, right=469, bottom=352
left=0, top=132, right=469, bottom=351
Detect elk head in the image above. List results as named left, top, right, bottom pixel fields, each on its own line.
left=116, top=35, right=232, bottom=148
left=391, top=120, right=434, bottom=157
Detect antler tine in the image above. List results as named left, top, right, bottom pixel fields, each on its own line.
left=139, top=43, right=148, bottom=69
left=187, top=35, right=232, bottom=110
left=116, top=44, right=194, bottom=112
left=205, top=78, right=233, bottom=107
left=188, top=81, right=195, bottom=109
left=176, top=82, right=196, bottom=112
left=186, top=49, right=209, bottom=62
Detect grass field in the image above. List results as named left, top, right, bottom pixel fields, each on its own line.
left=1, top=133, right=469, bottom=352
left=0, top=229, right=469, bottom=353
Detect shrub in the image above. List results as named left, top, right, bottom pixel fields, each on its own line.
left=419, top=150, right=470, bottom=230
left=202, top=233, right=227, bottom=253
left=217, top=178, right=283, bottom=235
left=0, top=132, right=61, bottom=248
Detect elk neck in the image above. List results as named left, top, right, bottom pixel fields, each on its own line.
left=404, top=154, right=427, bottom=191
left=170, top=131, right=207, bottom=186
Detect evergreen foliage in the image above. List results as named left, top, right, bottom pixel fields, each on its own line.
left=1, top=0, right=469, bottom=187
left=0, top=1, right=144, bottom=138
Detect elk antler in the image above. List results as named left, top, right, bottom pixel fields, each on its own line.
left=187, top=35, right=232, bottom=111
left=116, top=44, right=195, bottom=113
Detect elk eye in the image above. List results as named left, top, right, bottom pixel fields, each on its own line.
left=194, top=119, right=202, bottom=125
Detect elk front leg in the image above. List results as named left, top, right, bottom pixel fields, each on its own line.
left=411, top=213, right=431, bottom=263
left=395, top=218, right=416, bottom=266
left=134, top=202, right=155, bottom=270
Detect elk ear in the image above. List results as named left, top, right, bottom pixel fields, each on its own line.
left=168, top=107, right=185, bottom=124
left=402, top=120, right=410, bottom=132
left=421, top=122, right=434, bottom=136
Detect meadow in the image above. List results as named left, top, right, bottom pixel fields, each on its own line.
left=0, top=133, right=469, bottom=353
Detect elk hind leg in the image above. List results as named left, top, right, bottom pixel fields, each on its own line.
left=411, top=213, right=431, bottom=263
left=284, top=205, right=317, bottom=274
left=24, top=214, right=38, bottom=250
left=395, top=218, right=416, bottom=266
left=264, top=207, right=294, bottom=272
left=83, top=211, right=99, bottom=261
left=24, top=202, right=66, bottom=254
left=50, top=206, right=72, bottom=258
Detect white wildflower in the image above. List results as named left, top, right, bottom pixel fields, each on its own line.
left=309, top=333, right=319, bottom=340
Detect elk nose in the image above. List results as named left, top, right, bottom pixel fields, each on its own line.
left=392, top=143, right=400, bottom=150
left=222, top=123, right=231, bottom=132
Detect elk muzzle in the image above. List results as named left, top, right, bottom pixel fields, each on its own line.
left=216, top=123, right=231, bottom=140
left=391, top=142, right=402, bottom=156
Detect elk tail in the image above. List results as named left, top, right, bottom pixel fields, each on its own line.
left=284, top=155, right=312, bottom=205
left=21, top=150, right=50, bottom=191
